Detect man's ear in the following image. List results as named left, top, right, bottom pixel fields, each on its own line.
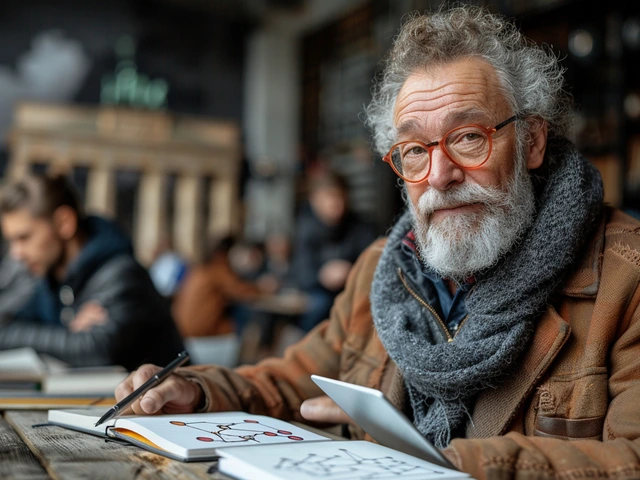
left=52, top=206, right=79, bottom=241
left=526, top=118, right=548, bottom=170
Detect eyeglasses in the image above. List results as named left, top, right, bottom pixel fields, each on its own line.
left=383, top=115, right=520, bottom=183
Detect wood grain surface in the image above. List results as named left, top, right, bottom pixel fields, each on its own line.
left=0, top=414, right=49, bottom=479
left=3, top=411, right=227, bottom=480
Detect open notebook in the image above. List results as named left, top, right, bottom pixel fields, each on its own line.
left=47, top=408, right=331, bottom=462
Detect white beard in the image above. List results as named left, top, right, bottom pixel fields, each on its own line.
left=409, top=151, right=536, bottom=283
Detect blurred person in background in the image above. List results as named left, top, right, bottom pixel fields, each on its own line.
left=0, top=250, right=37, bottom=317
left=0, top=174, right=184, bottom=370
left=172, top=236, right=276, bottom=338
left=291, top=171, right=376, bottom=332
left=264, top=232, right=291, bottom=290
left=148, top=234, right=188, bottom=298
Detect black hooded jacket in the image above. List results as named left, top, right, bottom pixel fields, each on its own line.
left=0, top=217, right=184, bottom=370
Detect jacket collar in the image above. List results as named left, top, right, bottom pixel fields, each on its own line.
left=558, top=210, right=606, bottom=298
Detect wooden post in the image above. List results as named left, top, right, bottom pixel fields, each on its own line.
left=85, top=164, right=116, bottom=217
left=47, top=145, right=73, bottom=177
left=134, top=170, right=167, bottom=265
left=173, top=173, right=203, bottom=263
left=7, top=138, right=32, bottom=180
left=208, top=176, right=237, bottom=240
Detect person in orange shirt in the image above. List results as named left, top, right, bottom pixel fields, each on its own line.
left=172, top=236, right=271, bottom=337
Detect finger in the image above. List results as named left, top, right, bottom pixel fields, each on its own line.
left=139, top=376, right=200, bottom=415
left=300, top=395, right=353, bottom=425
left=130, top=364, right=162, bottom=390
left=116, top=365, right=162, bottom=415
left=114, top=375, right=134, bottom=401
left=68, top=320, right=83, bottom=333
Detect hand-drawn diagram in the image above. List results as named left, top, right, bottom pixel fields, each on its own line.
left=169, top=419, right=305, bottom=444
left=275, top=448, right=445, bottom=478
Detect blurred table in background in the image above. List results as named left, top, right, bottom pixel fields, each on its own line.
left=238, top=290, right=310, bottom=364
left=6, top=102, right=242, bottom=265
left=248, top=290, right=309, bottom=317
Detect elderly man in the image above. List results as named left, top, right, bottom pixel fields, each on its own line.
left=116, top=6, right=640, bottom=478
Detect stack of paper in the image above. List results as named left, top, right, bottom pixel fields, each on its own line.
left=0, top=348, right=127, bottom=408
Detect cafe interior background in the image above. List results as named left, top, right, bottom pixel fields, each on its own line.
left=0, top=0, right=639, bottom=360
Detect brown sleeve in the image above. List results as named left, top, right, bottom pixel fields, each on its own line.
left=172, top=267, right=228, bottom=337
left=173, top=240, right=384, bottom=421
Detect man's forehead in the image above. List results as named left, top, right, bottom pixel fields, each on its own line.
left=393, top=58, right=507, bottom=127
left=1, top=209, right=47, bottom=233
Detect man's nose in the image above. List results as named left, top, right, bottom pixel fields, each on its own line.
left=426, top=147, right=465, bottom=191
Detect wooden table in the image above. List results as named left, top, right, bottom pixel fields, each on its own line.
left=248, top=290, right=310, bottom=317
left=0, top=410, right=225, bottom=479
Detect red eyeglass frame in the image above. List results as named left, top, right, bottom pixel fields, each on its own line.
left=382, top=115, right=520, bottom=183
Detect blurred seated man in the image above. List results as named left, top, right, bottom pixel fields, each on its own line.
left=115, top=6, right=640, bottom=479
left=172, top=236, right=275, bottom=338
left=259, top=232, right=292, bottom=292
left=0, top=252, right=37, bottom=317
left=292, top=171, right=376, bottom=331
left=0, top=174, right=184, bottom=370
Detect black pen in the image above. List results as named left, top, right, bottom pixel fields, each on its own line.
left=94, top=350, right=190, bottom=427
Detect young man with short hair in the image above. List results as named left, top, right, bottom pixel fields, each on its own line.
left=0, top=174, right=184, bottom=370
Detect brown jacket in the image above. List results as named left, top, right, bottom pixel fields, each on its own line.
left=172, top=255, right=260, bottom=337
left=177, top=207, right=640, bottom=479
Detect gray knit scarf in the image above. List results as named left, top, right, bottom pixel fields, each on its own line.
left=371, top=142, right=603, bottom=448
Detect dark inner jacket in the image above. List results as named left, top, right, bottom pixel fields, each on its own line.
left=292, top=205, right=377, bottom=293
left=0, top=216, right=184, bottom=371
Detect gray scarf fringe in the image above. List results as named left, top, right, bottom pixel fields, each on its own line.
left=371, top=144, right=604, bottom=448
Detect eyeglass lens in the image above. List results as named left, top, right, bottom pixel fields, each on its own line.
left=391, top=125, right=492, bottom=181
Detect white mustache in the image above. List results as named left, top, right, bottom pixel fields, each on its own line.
left=415, top=183, right=507, bottom=218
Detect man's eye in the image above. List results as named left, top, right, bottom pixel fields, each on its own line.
left=462, top=133, right=483, bottom=141
left=404, top=145, right=426, bottom=156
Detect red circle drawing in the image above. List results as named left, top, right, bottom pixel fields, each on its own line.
left=196, top=437, right=214, bottom=442
left=277, top=430, right=292, bottom=435
left=264, top=431, right=277, bottom=436
left=170, top=421, right=186, bottom=426
left=288, top=436, right=304, bottom=441
left=244, top=419, right=259, bottom=423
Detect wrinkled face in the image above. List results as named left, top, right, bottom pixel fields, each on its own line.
left=310, top=187, right=347, bottom=226
left=394, top=58, right=542, bottom=280
left=1, top=209, right=64, bottom=277
left=394, top=58, right=519, bottom=215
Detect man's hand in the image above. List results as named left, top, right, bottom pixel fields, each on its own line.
left=69, top=302, right=108, bottom=332
left=300, top=395, right=353, bottom=425
left=318, top=260, right=352, bottom=292
left=115, top=364, right=204, bottom=415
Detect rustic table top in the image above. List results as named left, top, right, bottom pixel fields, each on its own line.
left=1, top=410, right=227, bottom=479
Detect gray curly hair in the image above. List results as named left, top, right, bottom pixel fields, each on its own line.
left=364, top=5, right=572, bottom=157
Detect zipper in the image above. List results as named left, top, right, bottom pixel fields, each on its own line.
left=397, top=268, right=469, bottom=342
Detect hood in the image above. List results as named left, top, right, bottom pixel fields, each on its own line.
left=62, top=216, right=133, bottom=291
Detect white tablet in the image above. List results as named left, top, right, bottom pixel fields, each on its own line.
left=310, top=375, right=455, bottom=470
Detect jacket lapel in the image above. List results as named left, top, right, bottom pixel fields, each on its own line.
left=465, top=211, right=606, bottom=439
left=466, top=306, right=571, bottom=438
